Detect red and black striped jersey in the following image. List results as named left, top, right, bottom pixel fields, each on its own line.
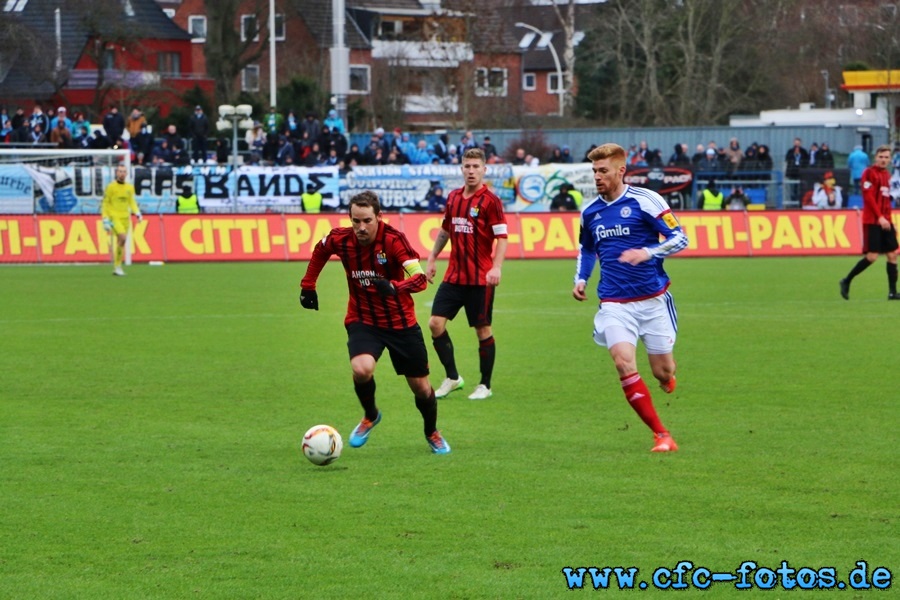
left=860, top=165, right=892, bottom=225
left=440, top=185, right=508, bottom=285
left=301, top=222, right=426, bottom=329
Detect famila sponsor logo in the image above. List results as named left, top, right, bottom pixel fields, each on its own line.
left=594, top=223, right=631, bottom=239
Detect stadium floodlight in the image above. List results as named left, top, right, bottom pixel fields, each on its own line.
left=219, top=104, right=256, bottom=211
left=515, top=21, right=564, bottom=117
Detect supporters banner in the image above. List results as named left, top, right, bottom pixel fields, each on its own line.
left=0, top=210, right=875, bottom=263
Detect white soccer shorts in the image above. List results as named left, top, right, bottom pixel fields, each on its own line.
left=592, top=292, right=677, bottom=355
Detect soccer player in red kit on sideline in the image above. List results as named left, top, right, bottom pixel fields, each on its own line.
left=299, top=190, right=450, bottom=454
left=425, top=148, right=508, bottom=401
left=839, top=145, right=900, bottom=300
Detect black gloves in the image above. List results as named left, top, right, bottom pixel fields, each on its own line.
left=299, top=289, right=319, bottom=310
left=373, top=278, right=397, bottom=297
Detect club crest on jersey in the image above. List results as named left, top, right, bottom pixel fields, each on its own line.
left=620, top=206, right=632, bottom=218
left=469, top=206, right=480, bottom=218
left=376, top=251, right=387, bottom=264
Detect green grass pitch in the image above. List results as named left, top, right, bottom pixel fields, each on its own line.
left=2, top=257, right=897, bottom=598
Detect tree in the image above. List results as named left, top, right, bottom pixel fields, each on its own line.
left=204, top=0, right=269, bottom=105
left=549, top=0, right=578, bottom=117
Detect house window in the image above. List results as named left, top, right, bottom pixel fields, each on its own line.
left=3, top=0, right=29, bottom=12
left=158, top=52, right=181, bottom=77
left=274, top=14, right=286, bottom=41
left=523, top=72, right=536, bottom=91
left=379, top=19, right=403, bottom=40
left=241, top=14, right=260, bottom=42
left=242, top=64, right=260, bottom=92
left=162, top=8, right=175, bottom=18
left=188, top=16, right=207, bottom=42
left=475, top=67, right=508, bottom=97
left=548, top=72, right=563, bottom=94
left=102, top=48, right=115, bottom=71
left=349, top=65, right=370, bottom=94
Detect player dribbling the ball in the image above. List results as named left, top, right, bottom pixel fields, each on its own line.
left=299, top=191, right=450, bottom=454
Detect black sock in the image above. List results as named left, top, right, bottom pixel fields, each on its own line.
left=354, top=378, right=378, bottom=421
left=888, top=262, right=898, bottom=294
left=432, top=331, right=459, bottom=380
left=846, top=258, right=873, bottom=281
left=478, top=336, right=496, bottom=388
left=415, top=390, right=438, bottom=437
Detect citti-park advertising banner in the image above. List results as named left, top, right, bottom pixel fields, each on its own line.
left=0, top=210, right=883, bottom=264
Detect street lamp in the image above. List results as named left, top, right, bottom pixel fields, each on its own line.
left=516, top=21, right=564, bottom=117
left=821, top=70, right=832, bottom=110
left=217, top=104, right=254, bottom=211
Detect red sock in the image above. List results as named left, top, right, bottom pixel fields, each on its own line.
left=620, top=372, right=667, bottom=435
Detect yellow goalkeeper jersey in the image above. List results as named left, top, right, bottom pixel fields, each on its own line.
left=101, top=181, right=139, bottom=219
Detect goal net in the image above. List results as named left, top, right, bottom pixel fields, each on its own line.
left=0, top=148, right=131, bottom=215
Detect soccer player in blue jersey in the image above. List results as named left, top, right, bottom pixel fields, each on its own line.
left=572, top=143, right=689, bottom=452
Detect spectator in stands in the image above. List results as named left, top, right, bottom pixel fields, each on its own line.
left=102, top=105, right=125, bottom=145
left=808, top=142, right=820, bottom=167
left=726, top=186, right=750, bottom=210
left=817, top=142, right=835, bottom=169
left=126, top=107, right=146, bottom=140
left=547, top=146, right=564, bottom=163
left=49, top=107, right=73, bottom=136
left=723, top=137, right=743, bottom=173
left=460, top=130, right=478, bottom=152
left=246, top=122, right=265, bottom=165
left=426, top=185, right=446, bottom=212
left=323, top=109, right=345, bottom=135
left=784, top=137, right=809, bottom=180
left=152, top=139, right=173, bottom=164
left=30, top=122, right=47, bottom=144
left=345, top=142, right=364, bottom=166
left=810, top=171, right=843, bottom=209
left=560, top=145, right=575, bottom=164
left=285, top=109, right=301, bottom=137
left=847, top=145, right=869, bottom=194
left=511, top=147, right=527, bottom=165
left=482, top=136, right=498, bottom=162
left=303, top=112, right=321, bottom=142
left=91, top=128, right=111, bottom=149
left=49, top=119, right=72, bottom=148
left=189, top=105, right=210, bottom=163
left=304, top=141, right=323, bottom=167
left=29, top=105, right=50, bottom=136
left=162, top=124, right=188, bottom=165
left=691, top=143, right=707, bottom=167
left=132, top=125, right=154, bottom=165
left=275, top=135, right=296, bottom=165
left=550, top=183, right=578, bottom=211
left=697, top=147, right=720, bottom=173
left=409, top=139, right=433, bottom=165
left=10, top=106, right=25, bottom=132
left=0, top=112, right=12, bottom=142
left=629, top=140, right=651, bottom=166
left=433, top=133, right=449, bottom=163
left=668, top=143, right=691, bottom=167
left=215, top=137, right=230, bottom=164
left=755, top=144, right=773, bottom=172
left=397, top=132, right=416, bottom=162
left=73, top=125, right=91, bottom=149
left=446, top=144, right=460, bottom=165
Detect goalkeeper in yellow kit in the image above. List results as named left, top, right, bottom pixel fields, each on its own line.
left=101, top=165, right=142, bottom=276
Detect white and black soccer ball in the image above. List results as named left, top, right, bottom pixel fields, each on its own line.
left=301, top=425, right=343, bottom=466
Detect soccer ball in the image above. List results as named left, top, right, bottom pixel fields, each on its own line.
left=302, top=425, right=343, bottom=466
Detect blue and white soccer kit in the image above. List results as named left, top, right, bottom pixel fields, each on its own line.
left=575, top=185, right=689, bottom=353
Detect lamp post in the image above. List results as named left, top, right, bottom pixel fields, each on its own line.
left=216, top=104, right=254, bottom=212
left=515, top=21, right=564, bottom=117
left=821, top=69, right=832, bottom=110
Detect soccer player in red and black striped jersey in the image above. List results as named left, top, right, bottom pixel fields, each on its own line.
left=840, top=145, right=900, bottom=300
left=425, top=148, right=509, bottom=401
left=299, top=191, right=450, bottom=454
